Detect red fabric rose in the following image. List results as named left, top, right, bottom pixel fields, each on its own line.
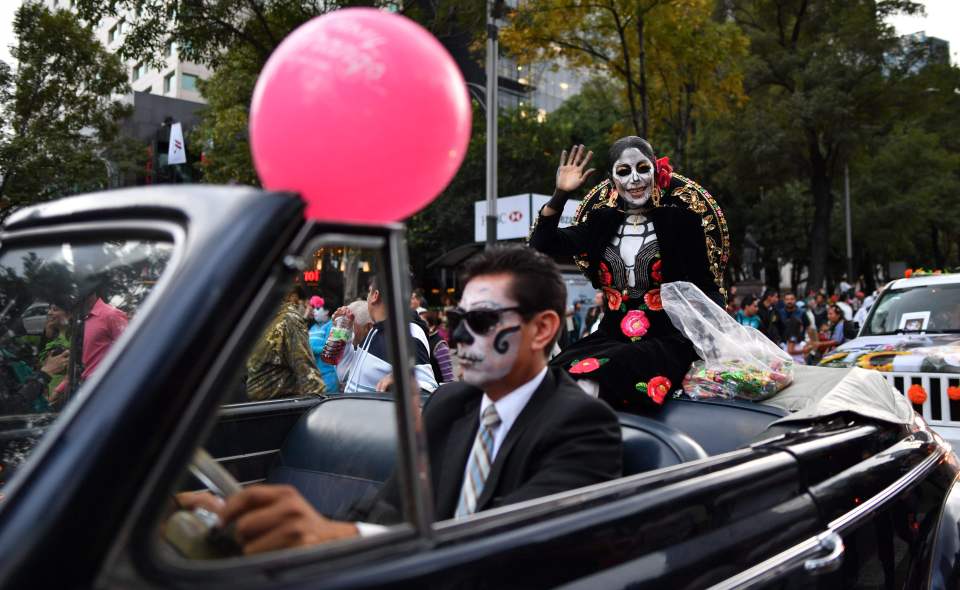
left=644, top=288, right=663, bottom=311
left=599, top=262, right=613, bottom=287
left=656, top=156, right=673, bottom=190
left=569, top=357, right=607, bottom=374
left=620, top=309, right=650, bottom=338
left=651, top=259, right=663, bottom=283
left=603, top=287, right=622, bottom=311
left=647, top=376, right=672, bottom=405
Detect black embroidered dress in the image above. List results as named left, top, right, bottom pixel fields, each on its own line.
left=529, top=176, right=724, bottom=412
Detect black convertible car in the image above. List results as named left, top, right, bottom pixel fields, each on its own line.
left=0, top=186, right=958, bottom=589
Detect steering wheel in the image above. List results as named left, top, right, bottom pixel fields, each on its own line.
left=163, top=449, right=244, bottom=559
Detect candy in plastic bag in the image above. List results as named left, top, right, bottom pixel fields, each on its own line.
left=661, top=282, right=794, bottom=401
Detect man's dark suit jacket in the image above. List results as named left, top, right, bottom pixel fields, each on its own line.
left=352, top=366, right=623, bottom=524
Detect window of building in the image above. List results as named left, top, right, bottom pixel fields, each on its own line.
left=132, top=62, right=148, bottom=82
left=165, top=41, right=176, bottom=58
left=163, top=72, right=175, bottom=95
left=181, top=74, right=199, bottom=92
left=108, top=26, right=117, bottom=44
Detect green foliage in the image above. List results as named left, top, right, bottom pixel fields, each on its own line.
left=501, top=0, right=748, bottom=163
left=0, top=4, right=134, bottom=213
left=190, top=46, right=261, bottom=185
left=72, top=0, right=485, bottom=186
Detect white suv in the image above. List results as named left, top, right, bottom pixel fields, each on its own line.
left=820, top=272, right=960, bottom=443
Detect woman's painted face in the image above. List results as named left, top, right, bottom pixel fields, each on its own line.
left=451, top=275, right=524, bottom=389
left=612, top=147, right=655, bottom=207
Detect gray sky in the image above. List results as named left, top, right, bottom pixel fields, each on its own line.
left=0, top=1, right=956, bottom=72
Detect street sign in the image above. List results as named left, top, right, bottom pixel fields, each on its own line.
left=474, top=193, right=577, bottom=242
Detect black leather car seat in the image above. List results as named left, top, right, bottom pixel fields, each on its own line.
left=651, top=398, right=789, bottom=456
left=269, top=397, right=716, bottom=517
left=267, top=397, right=397, bottom=518
left=618, top=414, right=708, bottom=475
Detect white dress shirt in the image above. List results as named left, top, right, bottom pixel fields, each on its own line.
left=356, top=366, right=549, bottom=536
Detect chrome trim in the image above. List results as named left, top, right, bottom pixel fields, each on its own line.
left=709, top=436, right=945, bottom=589
left=803, top=531, right=844, bottom=574
left=212, top=449, right=279, bottom=464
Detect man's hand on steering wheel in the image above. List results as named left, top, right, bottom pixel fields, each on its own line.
left=220, top=485, right=359, bottom=554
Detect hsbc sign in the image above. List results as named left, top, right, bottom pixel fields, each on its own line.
left=474, top=194, right=577, bottom=242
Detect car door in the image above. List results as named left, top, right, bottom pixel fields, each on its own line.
left=0, top=187, right=307, bottom=589
left=707, top=420, right=953, bottom=589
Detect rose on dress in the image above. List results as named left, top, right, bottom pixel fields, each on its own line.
left=598, top=262, right=613, bottom=287
left=569, top=357, right=608, bottom=374
left=655, top=157, right=673, bottom=190
left=620, top=309, right=650, bottom=339
left=644, top=288, right=663, bottom=311
left=603, top=287, right=622, bottom=311
left=647, top=376, right=672, bottom=404
left=651, top=259, right=663, bottom=283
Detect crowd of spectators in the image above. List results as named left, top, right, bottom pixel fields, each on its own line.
left=728, top=282, right=878, bottom=365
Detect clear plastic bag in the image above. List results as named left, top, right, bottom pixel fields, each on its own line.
left=661, top=282, right=794, bottom=401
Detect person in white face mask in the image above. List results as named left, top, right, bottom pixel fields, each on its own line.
left=307, top=296, right=340, bottom=393
left=530, top=137, right=727, bottom=412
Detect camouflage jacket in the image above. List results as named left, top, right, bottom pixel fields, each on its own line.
left=246, top=303, right=327, bottom=400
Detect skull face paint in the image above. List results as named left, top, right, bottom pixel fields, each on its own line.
left=452, top=277, right=524, bottom=388
left=612, top=147, right=655, bottom=207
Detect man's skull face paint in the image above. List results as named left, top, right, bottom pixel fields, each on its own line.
left=612, top=147, right=655, bottom=207
left=451, top=276, right=523, bottom=388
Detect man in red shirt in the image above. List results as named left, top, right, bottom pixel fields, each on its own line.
left=52, top=293, right=128, bottom=403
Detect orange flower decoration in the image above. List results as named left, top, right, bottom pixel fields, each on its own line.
left=603, top=287, right=622, bottom=311
left=948, top=386, right=960, bottom=401
left=644, top=288, right=663, bottom=311
left=908, top=384, right=927, bottom=405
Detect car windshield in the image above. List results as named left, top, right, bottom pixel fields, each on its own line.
left=0, top=238, right=172, bottom=488
left=863, top=283, right=960, bottom=336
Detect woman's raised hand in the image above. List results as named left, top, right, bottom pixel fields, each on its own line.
left=555, top=144, right=595, bottom=193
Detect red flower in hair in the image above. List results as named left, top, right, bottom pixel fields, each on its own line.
left=656, top=157, right=673, bottom=190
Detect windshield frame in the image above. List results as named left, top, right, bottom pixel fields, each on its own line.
left=0, top=219, right=185, bottom=502
left=861, top=282, right=960, bottom=337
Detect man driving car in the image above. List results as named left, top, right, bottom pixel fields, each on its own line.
left=181, top=246, right=623, bottom=554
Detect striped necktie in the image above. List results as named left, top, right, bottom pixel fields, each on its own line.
left=455, top=404, right=502, bottom=518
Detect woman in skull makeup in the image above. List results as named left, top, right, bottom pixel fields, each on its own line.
left=529, top=137, right=724, bottom=412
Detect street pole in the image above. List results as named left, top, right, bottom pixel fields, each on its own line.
left=844, top=164, right=854, bottom=284
left=484, top=0, right=499, bottom=249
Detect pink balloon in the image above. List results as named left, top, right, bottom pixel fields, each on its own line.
left=250, top=8, right=472, bottom=223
